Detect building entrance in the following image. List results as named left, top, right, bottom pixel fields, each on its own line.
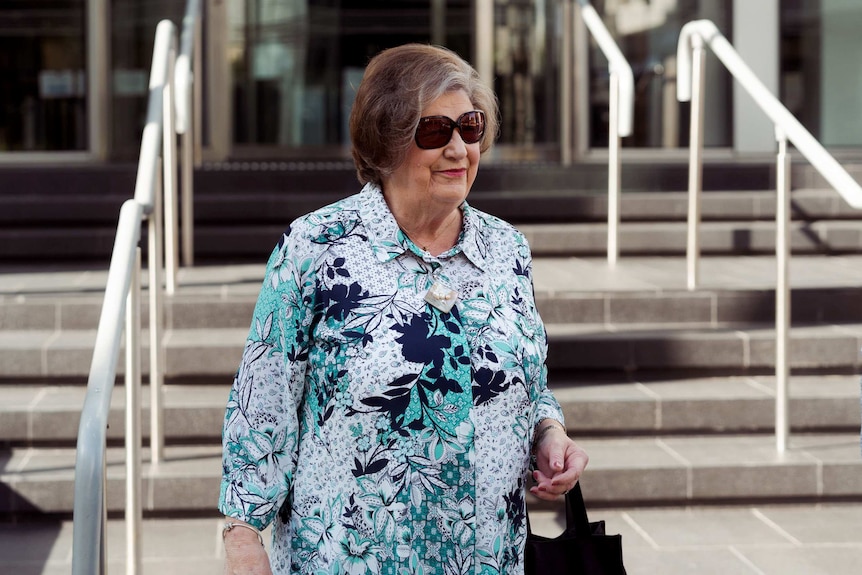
left=5, top=1, right=861, bottom=164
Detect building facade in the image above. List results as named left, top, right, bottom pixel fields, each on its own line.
left=1, top=0, right=861, bottom=167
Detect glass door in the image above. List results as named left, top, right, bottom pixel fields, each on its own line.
left=228, top=0, right=473, bottom=158
left=0, top=0, right=88, bottom=152
left=226, top=0, right=568, bottom=160
left=782, top=0, right=862, bottom=148
left=492, top=0, right=564, bottom=157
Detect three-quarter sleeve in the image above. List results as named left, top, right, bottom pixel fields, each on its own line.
left=531, top=362, right=565, bottom=430
left=218, top=233, right=314, bottom=529
left=519, top=245, right=565, bottom=432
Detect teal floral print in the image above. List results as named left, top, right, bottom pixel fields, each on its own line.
left=219, top=184, right=564, bottom=574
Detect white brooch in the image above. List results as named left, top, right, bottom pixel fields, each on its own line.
left=424, top=279, right=458, bottom=313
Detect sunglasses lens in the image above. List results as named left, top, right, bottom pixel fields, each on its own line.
left=415, top=118, right=453, bottom=149
left=458, top=111, right=485, bottom=144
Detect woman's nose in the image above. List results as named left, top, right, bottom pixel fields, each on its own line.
left=444, top=129, right=468, bottom=157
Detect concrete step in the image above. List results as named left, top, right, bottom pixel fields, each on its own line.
left=4, top=256, right=862, bottom=303
left=2, top=430, right=859, bottom=516
left=464, top=188, right=859, bottom=223
left=192, top=160, right=774, bottom=197
left=190, top=188, right=856, bottom=225
left=0, top=444, right=222, bottom=516
left=12, top=217, right=862, bottom=263
left=536, top=286, right=862, bottom=326
left=545, top=321, right=862, bottom=373
left=578, top=431, right=862, bottom=506
left=5, top=183, right=862, bottom=263
left=4, top=188, right=854, bottom=231
left=1, top=376, right=857, bottom=447
left=558, top=374, right=861, bottom=436
left=187, top=219, right=862, bottom=262
left=4, top=281, right=862, bottom=331
left=0, top=384, right=228, bottom=446
left=2, top=321, right=861, bottom=380
left=522, top=219, right=862, bottom=256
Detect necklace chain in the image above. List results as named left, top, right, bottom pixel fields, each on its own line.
left=401, top=211, right=460, bottom=252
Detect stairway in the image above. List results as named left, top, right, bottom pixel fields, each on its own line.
left=2, top=204, right=862, bottom=519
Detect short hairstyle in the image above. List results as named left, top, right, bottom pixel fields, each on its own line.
left=349, top=44, right=499, bottom=186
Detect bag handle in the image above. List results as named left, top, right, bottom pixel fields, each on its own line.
left=525, top=481, right=591, bottom=537
left=564, top=482, right=592, bottom=536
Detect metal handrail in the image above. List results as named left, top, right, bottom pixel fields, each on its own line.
left=71, top=200, right=143, bottom=575
left=676, top=19, right=862, bottom=453
left=72, top=19, right=178, bottom=575
left=575, top=0, right=635, bottom=265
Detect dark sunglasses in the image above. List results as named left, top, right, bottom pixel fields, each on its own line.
left=414, top=110, right=486, bottom=149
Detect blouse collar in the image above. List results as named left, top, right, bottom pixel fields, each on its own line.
left=358, top=183, right=488, bottom=271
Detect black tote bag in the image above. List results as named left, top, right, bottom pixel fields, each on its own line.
left=525, top=483, right=626, bottom=575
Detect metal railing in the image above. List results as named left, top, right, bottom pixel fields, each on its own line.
left=575, top=0, right=634, bottom=266
left=71, top=17, right=174, bottom=570
left=676, top=19, right=862, bottom=453
left=71, top=6, right=201, bottom=571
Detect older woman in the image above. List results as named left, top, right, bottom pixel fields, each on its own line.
left=220, top=43, right=588, bottom=575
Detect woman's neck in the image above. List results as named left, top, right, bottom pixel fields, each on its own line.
left=399, top=209, right=462, bottom=255
left=384, top=191, right=463, bottom=256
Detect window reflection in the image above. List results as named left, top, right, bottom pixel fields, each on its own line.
left=110, top=0, right=185, bottom=160
left=589, top=0, right=731, bottom=149
left=0, top=0, right=87, bottom=152
left=493, top=0, right=559, bottom=148
left=782, top=0, right=862, bottom=147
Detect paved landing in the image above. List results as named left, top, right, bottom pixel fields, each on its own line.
left=7, top=255, right=862, bottom=298
left=3, top=502, right=862, bottom=575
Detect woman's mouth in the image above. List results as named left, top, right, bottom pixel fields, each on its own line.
left=440, top=168, right=466, bottom=177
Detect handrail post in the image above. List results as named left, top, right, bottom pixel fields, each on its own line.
left=164, top=46, right=179, bottom=296
left=575, top=0, right=633, bottom=265
left=125, top=248, right=143, bottom=575
left=566, top=0, right=634, bottom=267
left=100, top=461, right=107, bottom=575
left=607, top=70, right=621, bottom=266
left=182, top=35, right=197, bottom=266
left=149, top=160, right=166, bottom=464
left=775, top=128, right=791, bottom=453
left=177, top=0, right=201, bottom=267
left=193, top=13, right=202, bottom=170
left=686, top=34, right=706, bottom=291
left=561, top=0, right=573, bottom=166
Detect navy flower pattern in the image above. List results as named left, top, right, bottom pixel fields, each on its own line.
left=219, top=183, right=563, bottom=574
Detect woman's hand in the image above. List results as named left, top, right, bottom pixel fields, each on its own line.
left=530, top=420, right=589, bottom=502
left=223, top=519, right=273, bottom=575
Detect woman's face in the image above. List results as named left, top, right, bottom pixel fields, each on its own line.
left=384, top=90, right=481, bottom=213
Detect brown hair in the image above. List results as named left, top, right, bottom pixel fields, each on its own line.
left=349, top=44, right=499, bottom=186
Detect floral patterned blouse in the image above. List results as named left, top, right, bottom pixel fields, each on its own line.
left=219, top=183, right=564, bottom=575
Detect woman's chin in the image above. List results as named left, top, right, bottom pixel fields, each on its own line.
left=429, top=181, right=473, bottom=203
